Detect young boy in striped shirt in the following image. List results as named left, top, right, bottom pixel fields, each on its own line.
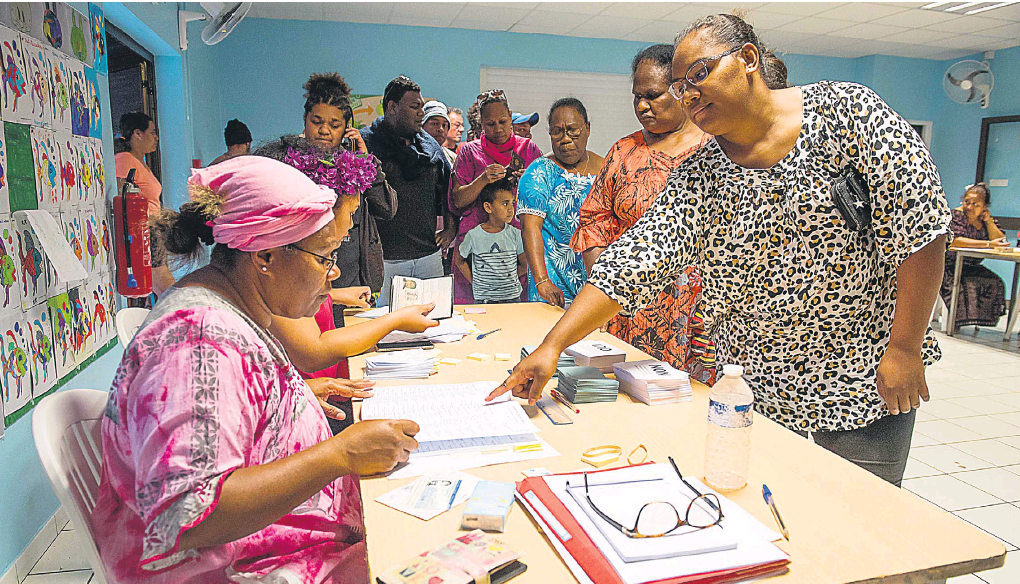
left=455, top=179, right=527, bottom=303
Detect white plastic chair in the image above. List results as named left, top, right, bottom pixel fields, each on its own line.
left=33, top=389, right=112, bottom=584
left=116, top=307, right=150, bottom=348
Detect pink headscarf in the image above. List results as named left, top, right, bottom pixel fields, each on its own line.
left=188, top=156, right=337, bottom=252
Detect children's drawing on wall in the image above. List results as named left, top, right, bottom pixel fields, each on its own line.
left=69, top=8, right=89, bottom=66
left=1, top=26, right=30, bottom=123
left=96, top=200, right=110, bottom=273
left=30, top=126, right=57, bottom=211
left=1, top=315, right=31, bottom=418
left=54, top=131, right=73, bottom=210
left=48, top=51, right=70, bottom=132
left=15, top=213, right=52, bottom=308
left=46, top=290, right=72, bottom=377
left=61, top=210, right=83, bottom=273
left=81, top=208, right=100, bottom=276
left=21, top=35, right=51, bottom=128
left=6, top=122, right=36, bottom=212
left=0, top=122, right=9, bottom=216
left=0, top=219, right=23, bottom=313
left=87, top=3, right=105, bottom=75
left=87, top=277, right=112, bottom=345
left=84, top=66, right=100, bottom=138
left=68, top=58, right=86, bottom=136
left=1, top=3, right=32, bottom=34
left=89, top=137, right=104, bottom=200
left=27, top=301, right=55, bottom=398
left=75, top=135, right=90, bottom=205
left=68, top=285, right=92, bottom=363
left=41, top=2, right=64, bottom=51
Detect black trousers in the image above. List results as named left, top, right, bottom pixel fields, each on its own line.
left=796, top=410, right=916, bottom=487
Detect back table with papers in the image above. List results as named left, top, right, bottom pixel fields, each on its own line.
left=349, top=303, right=1005, bottom=584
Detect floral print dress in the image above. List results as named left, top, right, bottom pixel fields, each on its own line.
left=517, top=157, right=596, bottom=302
left=94, top=286, right=367, bottom=583
left=587, top=82, right=951, bottom=432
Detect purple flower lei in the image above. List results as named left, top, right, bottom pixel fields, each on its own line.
left=283, top=146, right=378, bottom=196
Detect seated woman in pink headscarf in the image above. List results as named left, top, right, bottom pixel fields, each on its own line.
left=93, top=157, right=420, bottom=583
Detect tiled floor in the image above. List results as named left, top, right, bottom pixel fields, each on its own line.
left=16, top=329, right=1020, bottom=583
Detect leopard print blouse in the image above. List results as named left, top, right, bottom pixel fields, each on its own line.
left=588, top=82, right=952, bottom=432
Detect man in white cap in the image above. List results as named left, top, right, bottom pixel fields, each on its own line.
left=511, top=111, right=539, bottom=140
left=423, top=100, right=456, bottom=166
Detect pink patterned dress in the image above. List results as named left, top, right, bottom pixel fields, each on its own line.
left=93, top=286, right=368, bottom=583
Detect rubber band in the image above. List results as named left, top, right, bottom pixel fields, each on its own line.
left=581, top=445, right=622, bottom=467
left=627, top=444, right=648, bottom=465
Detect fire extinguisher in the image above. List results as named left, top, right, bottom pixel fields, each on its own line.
left=113, top=169, right=153, bottom=297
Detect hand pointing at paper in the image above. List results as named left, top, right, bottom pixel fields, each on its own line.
left=487, top=285, right=621, bottom=405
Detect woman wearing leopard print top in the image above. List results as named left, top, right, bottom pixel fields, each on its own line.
left=492, top=15, right=950, bottom=487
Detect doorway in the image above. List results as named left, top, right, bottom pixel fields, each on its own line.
left=106, top=23, right=162, bottom=183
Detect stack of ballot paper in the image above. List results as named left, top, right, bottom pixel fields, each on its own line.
left=613, top=359, right=693, bottom=405
left=364, top=349, right=438, bottom=379
left=565, top=340, right=627, bottom=373
left=556, top=366, right=620, bottom=404
left=379, top=315, right=476, bottom=344
left=521, top=345, right=575, bottom=368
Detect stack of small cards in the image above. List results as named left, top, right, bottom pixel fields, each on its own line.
left=365, top=349, right=438, bottom=379
left=521, top=345, right=575, bottom=368
left=556, top=366, right=619, bottom=404
left=565, top=340, right=627, bottom=373
left=613, top=360, right=693, bottom=405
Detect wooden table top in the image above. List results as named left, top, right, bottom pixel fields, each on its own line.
left=949, top=246, right=1020, bottom=261
left=349, top=303, right=1005, bottom=584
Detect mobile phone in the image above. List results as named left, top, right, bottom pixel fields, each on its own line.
left=341, top=135, right=356, bottom=151
left=377, top=339, right=434, bottom=352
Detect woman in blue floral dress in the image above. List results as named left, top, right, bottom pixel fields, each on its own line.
left=517, top=98, right=604, bottom=306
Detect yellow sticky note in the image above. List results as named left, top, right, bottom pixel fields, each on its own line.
left=440, top=358, right=461, bottom=366
left=467, top=352, right=491, bottom=362
left=495, top=353, right=512, bottom=361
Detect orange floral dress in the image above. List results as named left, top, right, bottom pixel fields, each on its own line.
left=571, top=130, right=715, bottom=383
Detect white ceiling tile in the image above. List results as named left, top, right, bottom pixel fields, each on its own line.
left=777, top=16, right=850, bottom=34
left=870, top=8, right=964, bottom=27
left=982, top=37, right=1020, bottom=50
left=322, top=2, right=393, bottom=23
left=697, top=2, right=767, bottom=11
left=536, top=2, right=614, bottom=14
left=875, top=43, right=947, bottom=59
left=622, top=27, right=676, bottom=43
left=600, top=2, right=688, bottom=19
left=511, top=9, right=594, bottom=32
left=976, top=2, right=1020, bottom=21
left=660, top=4, right=732, bottom=23
left=828, top=22, right=910, bottom=39
left=758, top=2, right=846, bottom=16
left=449, top=18, right=512, bottom=31
left=881, top=27, right=953, bottom=43
left=815, top=2, right=911, bottom=22
left=930, top=48, right=977, bottom=60
left=743, top=9, right=804, bottom=28
left=455, top=4, right=533, bottom=23
left=485, top=2, right=542, bottom=9
left=390, top=14, right=458, bottom=27
left=936, top=34, right=1001, bottom=49
left=885, top=2, right=927, bottom=6
left=389, top=3, right=467, bottom=19
left=569, top=14, right=652, bottom=35
left=981, top=21, right=1020, bottom=38
left=249, top=2, right=325, bottom=20
left=629, top=19, right=687, bottom=42
left=924, top=14, right=1010, bottom=32
left=762, top=29, right=818, bottom=46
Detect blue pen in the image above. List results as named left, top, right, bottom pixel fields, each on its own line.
left=476, top=328, right=501, bottom=340
left=762, top=484, right=790, bottom=541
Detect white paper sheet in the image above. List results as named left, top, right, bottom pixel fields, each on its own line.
left=542, top=464, right=786, bottom=584
left=357, top=306, right=390, bottom=319
left=361, top=381, right=539, bottom=442
left=16, top=210, right=87, bottom=284
left=388, top=438, right=559, bottom=480
left=376, top=471, right=480, bottom=520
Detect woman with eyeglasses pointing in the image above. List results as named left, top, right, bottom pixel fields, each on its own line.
left=492, top=13, right=951, bottom=488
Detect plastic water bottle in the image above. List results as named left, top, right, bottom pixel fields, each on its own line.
left=704, top=364, right=754, bottom=491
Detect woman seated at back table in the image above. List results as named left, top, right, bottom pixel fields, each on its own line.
left=94, top=157, right=420, bottom=583
left=940, top=182, right=1008, bottom=332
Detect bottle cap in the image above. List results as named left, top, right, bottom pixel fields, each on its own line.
left=723, top=364, right=744, bottom=377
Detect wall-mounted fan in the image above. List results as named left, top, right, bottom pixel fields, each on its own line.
left=178, top=2, right=251, bottom=51
left=943, top=60, right=994, bottom=108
